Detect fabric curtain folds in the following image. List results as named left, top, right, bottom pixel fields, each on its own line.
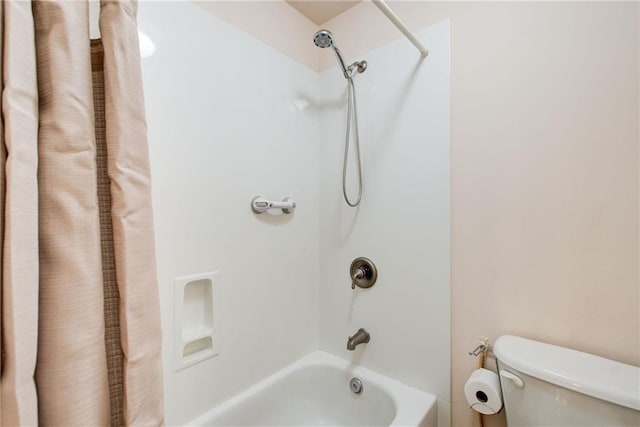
left=0, top=1, right=164, bottom=425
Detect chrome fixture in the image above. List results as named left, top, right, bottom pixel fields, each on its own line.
left=468, top=344, right=487, bottom=357
left=349, top=377, right=364, bottom=395
left=347, top=328, right=370, bottom=351
left=350, top=257, right=377, bottom=289
left=313, top=30, right=367, bottom=80
left=251, top=196, right=296, bottom=214
left=468, top=338, right=491, bottom=357
left=313, top=30, right=366, bottom=207
left=313, top=29, right=349, bottom=79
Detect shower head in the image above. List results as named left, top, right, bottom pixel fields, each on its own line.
left=313, top=29, right=349, bottom=78
left=313, top=29, right=334, bottom=49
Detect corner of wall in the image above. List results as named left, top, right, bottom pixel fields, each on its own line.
left=193, top=0, right=321, bottom=72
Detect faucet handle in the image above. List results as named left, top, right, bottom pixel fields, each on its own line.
left=351, top=268, right=365, bottom=289
left=350, top=257, right=377, bottom=289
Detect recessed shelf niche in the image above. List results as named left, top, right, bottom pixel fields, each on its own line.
left=173, top=271, right=219, bottom=371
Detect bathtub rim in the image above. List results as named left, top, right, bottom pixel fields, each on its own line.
left=186, top=350, right=438, bottom=427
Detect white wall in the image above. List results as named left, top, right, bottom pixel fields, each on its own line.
left=138, top=2, right=320, bottom=424
left=318, top=19, right=451, bottom=414
left=194, top=1, right=320, bottom=71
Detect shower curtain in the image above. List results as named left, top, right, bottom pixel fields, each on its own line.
left=0, top=0, right=164, bottom=425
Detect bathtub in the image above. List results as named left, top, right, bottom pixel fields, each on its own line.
left=187, top=351, right=438, bottom=426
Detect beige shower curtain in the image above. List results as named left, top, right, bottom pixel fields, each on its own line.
left=0, top=1, right=164, bottom=425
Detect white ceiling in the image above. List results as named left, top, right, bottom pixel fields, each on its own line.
left=286, top=1, right=361, bottom=25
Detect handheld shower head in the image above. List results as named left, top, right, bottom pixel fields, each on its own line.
left=313, top=29, right=349, bottom=78
left=313, top=29, right=334, bottom=48
left=313, top=30, right=366, bottom=208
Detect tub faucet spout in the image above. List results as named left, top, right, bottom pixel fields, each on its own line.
left=347, top=328, right=370, bottom=351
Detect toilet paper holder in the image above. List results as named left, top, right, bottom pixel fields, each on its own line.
left=468, top=339, right=492, bottom=357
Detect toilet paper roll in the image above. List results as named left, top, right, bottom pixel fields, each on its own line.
left=464, top=368, right=503, bottom=415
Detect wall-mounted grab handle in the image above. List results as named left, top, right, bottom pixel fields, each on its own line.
left=251, top=196, right=296, bottom=214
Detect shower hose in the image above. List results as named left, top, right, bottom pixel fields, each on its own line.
left=343, top=76, right=363, bottom=207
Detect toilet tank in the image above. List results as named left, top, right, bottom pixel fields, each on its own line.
left=493, top=335, right=640, bottom=427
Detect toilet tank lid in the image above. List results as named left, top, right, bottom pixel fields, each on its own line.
left=494, top=335, right=640, bottom=411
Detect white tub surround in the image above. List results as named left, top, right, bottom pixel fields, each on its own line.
left=319, top=18, right=451, bottom=406
left=140, top=1, right=451, bottom=424
left=139, top=1, right=320, bottom=423
left=188, top=351, right=437, bottom=427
